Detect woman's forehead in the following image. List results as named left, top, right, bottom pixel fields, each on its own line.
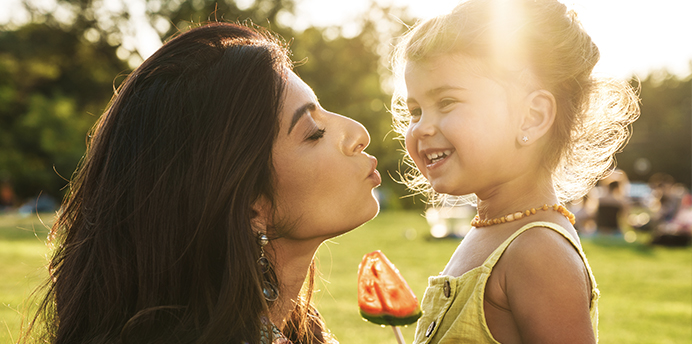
left=278, top=72, right=318, bottom=133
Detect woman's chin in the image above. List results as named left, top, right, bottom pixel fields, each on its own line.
left=369, top=192, right=381, bottom=215
left=344, top=198, right=380, bottom=234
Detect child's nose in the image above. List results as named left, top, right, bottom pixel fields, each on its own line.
left=410, top=112, right=436, bottom=138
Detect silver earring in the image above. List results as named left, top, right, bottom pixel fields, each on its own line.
left=522, top=135, right=529, bottom=143
left=258, top=233, right=270, bottom=272
left=258, top=232, right=279, bottom=302
left=262, top=281, right=279, bottom=302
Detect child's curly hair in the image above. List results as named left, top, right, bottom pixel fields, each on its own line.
left=391, top=0, right=640, bottom=204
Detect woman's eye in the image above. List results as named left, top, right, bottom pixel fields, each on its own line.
left=409, top=108, right=422, bottom=122
left=307, top=128, right=326, bottom=141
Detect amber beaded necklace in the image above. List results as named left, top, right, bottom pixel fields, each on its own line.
left=471, top=203, right=576, bottom=228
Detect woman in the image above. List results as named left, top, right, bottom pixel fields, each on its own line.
left=23, top=23, right=381, bottom=344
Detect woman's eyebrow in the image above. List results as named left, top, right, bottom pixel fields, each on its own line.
left=288, top=102, right=317, bottom=134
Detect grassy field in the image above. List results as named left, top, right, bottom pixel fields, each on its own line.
left=1, top=211, right=690, bottom=343
left=0, top=212, right=53, bottom=344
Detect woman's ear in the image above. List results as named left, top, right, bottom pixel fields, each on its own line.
left=518, top=90, right=556, bottom=145
left=250, top=196, right=271, bottom=233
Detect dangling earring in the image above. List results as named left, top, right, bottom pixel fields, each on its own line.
left=257, top=233, right=270, bottom=272
left=522, top=135, right=529, bottom=143
left=257, top=232, right=279, bottom=302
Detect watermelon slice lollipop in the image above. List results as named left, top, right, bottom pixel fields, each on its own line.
left=358, top=250, right=422, bottom=327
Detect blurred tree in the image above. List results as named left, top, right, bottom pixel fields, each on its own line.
left=7, top=0, right=689, bottom=208
left=0, top=23, right=129, bottom=200
left=618, top=71, right=692, bottom=187
left=18, top=0, right=298, bottom=65
left=4, top=0, right=300, bottom=202
left=5, top=0, right=427, bottom=208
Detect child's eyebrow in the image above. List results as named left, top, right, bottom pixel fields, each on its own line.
left=426, top=85, right=467, bottom=97
left=407, top=86, right=467, bottom=104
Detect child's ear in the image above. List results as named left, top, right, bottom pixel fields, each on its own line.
left=518, top=90, right=556, bottom=145
left=250, top=195, right=271, bottom=233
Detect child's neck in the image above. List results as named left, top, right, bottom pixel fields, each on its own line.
left=476, top=174, right=558, bottom=222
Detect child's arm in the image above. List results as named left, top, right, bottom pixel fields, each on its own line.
left=493, top=227, right=595, bottom=343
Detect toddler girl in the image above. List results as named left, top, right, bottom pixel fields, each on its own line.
left=391, top=0, right=639, bottom=342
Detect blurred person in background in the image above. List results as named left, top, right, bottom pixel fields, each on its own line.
left=649, top=173, right=681, bottom=224
left=595, top=180, right=628, bottom=235
left=0, top=179, right=15, bottom=211
left=571, top=193, right=597, bottom=235
left=649, top=173, right=691, bottom=246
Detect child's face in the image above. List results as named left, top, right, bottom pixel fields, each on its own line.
left=404, top=54, right=525, bottom=197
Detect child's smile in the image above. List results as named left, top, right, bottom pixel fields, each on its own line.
left=422, top=148, right=453, bottom=168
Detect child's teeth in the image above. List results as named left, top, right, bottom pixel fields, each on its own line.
left=427, top=151, right=449, bottom=163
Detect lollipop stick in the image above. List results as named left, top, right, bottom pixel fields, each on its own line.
left=391, top=326, right=406, bottom=344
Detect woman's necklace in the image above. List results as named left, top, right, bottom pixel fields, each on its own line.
left=471, top=203, right=575, bottom=228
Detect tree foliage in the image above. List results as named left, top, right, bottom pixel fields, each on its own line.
left=1, top=0, right=689, bottom=207
left=3, top=0, right=422, bottom=208
left=0, top=22, right=128, bottom=200
left=17, top=0, right=298, bottom=63
left=618, top=72, right=692, bottom=187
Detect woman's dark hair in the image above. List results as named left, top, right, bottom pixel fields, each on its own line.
left=22, top=22, right=329, bottom=344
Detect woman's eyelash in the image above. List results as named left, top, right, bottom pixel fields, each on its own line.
left=307, top=128, right=326, bottom=141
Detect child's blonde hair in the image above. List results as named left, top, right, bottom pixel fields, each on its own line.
left=391, top=0, right=640, bottom=204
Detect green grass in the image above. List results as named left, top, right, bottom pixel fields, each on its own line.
left=1, top=211, right=690, bottom=343
left=0, top=212, right=53, bottom=344
left=581, top=236, right=692, bottom=343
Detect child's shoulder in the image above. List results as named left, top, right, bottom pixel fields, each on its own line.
left=485, top=222, right=595, bottom=339
left=504, top=223, right=584, bottom=268
left=492, top=222, right=590, bottom=293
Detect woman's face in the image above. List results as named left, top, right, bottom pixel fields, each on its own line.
left=270, top=71, right=380, bottom=242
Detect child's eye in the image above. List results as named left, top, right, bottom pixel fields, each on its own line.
left=438, top=98, right=457, bottom=110
left=409, top=108, right=422, bottom=122
left=307, top=128, right=326, bottom=141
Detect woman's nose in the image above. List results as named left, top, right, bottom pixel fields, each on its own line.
left=338, top=114, right=370, bottom=155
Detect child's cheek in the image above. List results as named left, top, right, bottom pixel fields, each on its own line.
left=404, top=130, right=427, bottom=176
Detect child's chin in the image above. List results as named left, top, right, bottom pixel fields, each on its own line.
left=430, top=182, right=470, bottom=197
left=430, top=183, right=455, bottom=195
